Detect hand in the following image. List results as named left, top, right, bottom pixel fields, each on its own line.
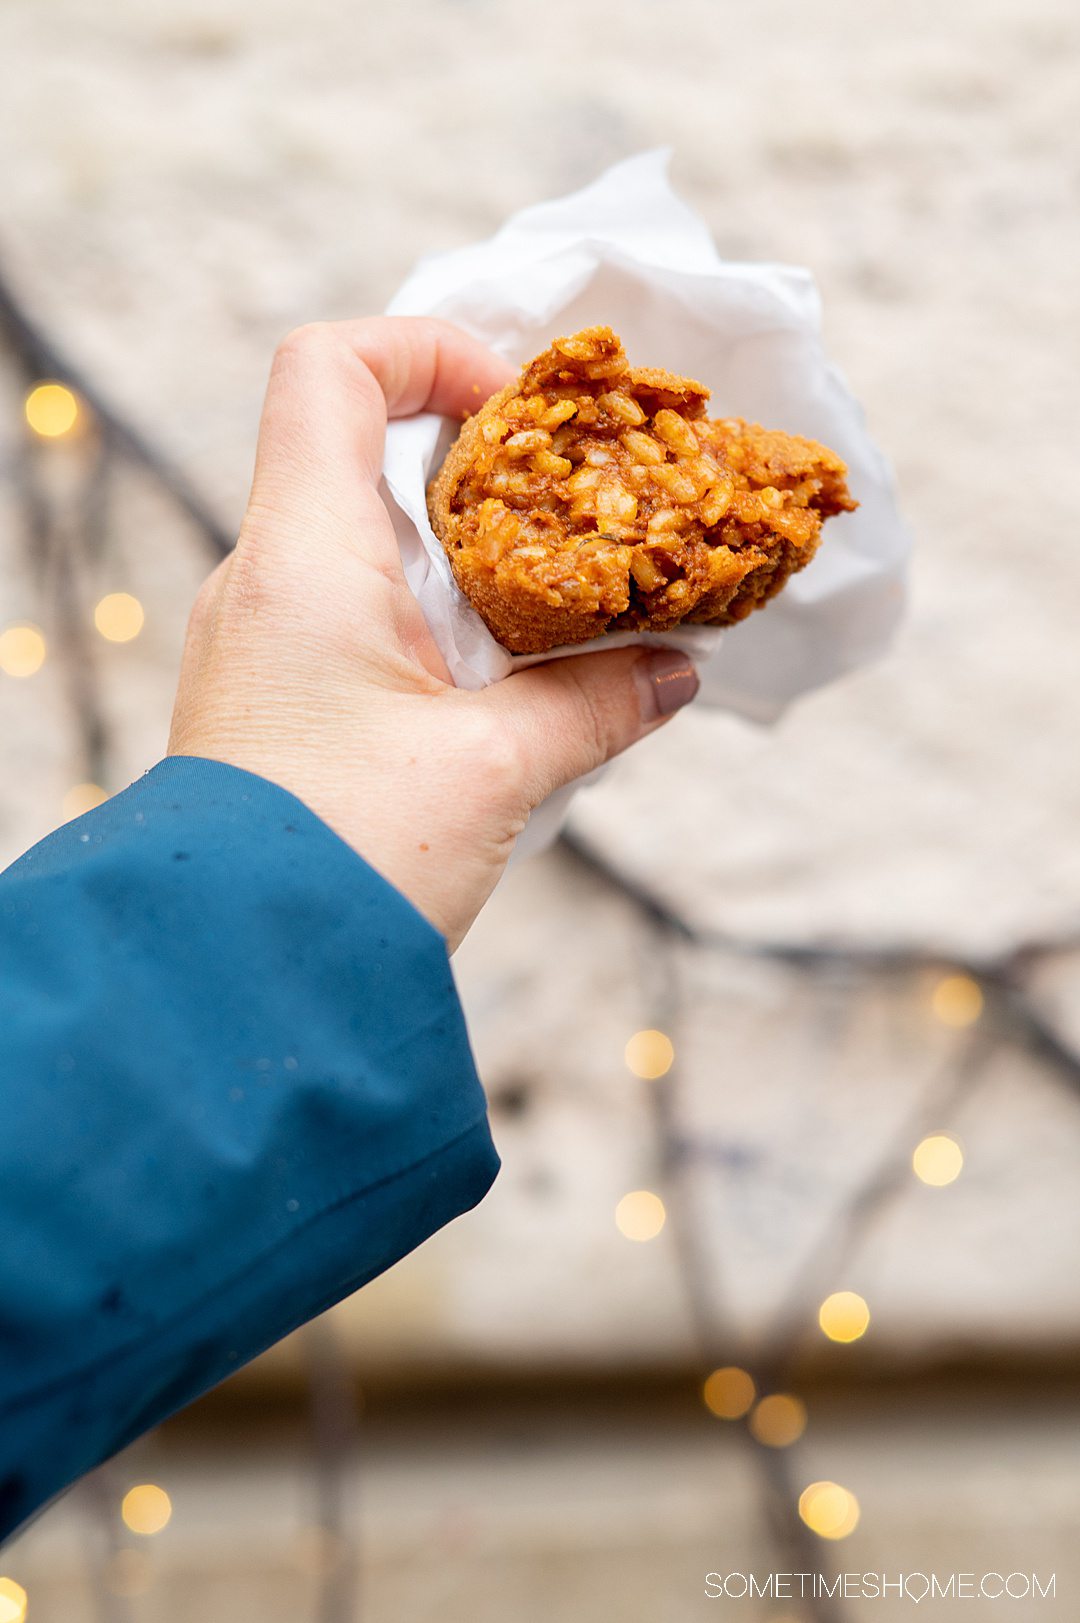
left=168, top=318, right=699, bottom=951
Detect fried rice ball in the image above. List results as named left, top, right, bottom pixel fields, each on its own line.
left=427, top=325, right=856, bottom=655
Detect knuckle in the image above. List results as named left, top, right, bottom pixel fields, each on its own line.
left=184, top=559, right=228, bottom=639
left=413, top=314, right=453, bottom=349
left=272, top=320, right=382, bottom=417
left=463, top=708, right=529, bottom=802
left=274, top=320, right=333, bottom=365
left=189, top=568, right=220, bottom=625
left=213, top=541, right=281, bottom=628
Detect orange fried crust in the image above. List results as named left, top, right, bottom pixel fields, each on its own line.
left=427, top=325, right=856, bottom=655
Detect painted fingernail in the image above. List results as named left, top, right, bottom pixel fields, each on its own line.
left=634, top=650, right=700, bottom=723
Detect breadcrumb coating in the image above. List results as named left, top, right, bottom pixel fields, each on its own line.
left=427, top=325, right=856, bottom=655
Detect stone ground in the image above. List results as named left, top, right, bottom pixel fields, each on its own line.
left=1, top=0, right=1079, bottom=1616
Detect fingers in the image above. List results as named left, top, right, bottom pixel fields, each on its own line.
left=480, top=647, right=699, bottom=807
left=335, top=318, right=515, bottom=448
left=243, top=317, right=514, bottom=572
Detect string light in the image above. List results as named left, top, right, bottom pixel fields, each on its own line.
left=931, top=973, right=983, bottom=1028
left=913, top=1132, right=964, bottom=1187
left=62, top=783, right=108, bottom=821
left=24, top=381, right=79, bottom=439
left=798, top=1480, right=860, bottom=1540
left=614, top=1189, right=666, bottom=1241
left=702, top=1365, right=755, bottom=1419
left=0, top=1579, right=27, bottom=1623
left=94, top=592, right=144, bottom=643
left=120, top=1484, right=172, bottom=1535
left=624, top=1029, right=674, bottom=1080
left=818, top=1290, right=870, bottom=1344
left=0, top=623, right=46, bottom=679
left=749, top=1393, right=807, bottom=1448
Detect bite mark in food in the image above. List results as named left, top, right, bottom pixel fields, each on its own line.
left=427, top=325, right=856, bottom=655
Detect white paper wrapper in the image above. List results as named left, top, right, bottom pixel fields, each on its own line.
left=382, top=151, right=910, bottom=853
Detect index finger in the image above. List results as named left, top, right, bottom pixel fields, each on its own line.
left=245, top=317, right=514, bottom=565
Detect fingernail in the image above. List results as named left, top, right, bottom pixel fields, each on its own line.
left=634, top=650, right=700, bottom=723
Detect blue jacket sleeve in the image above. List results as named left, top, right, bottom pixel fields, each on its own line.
left=0, top=755, right=499, bottom=1541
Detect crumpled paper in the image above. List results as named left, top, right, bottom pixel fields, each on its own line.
left=382, top=151, right=910, bottom=853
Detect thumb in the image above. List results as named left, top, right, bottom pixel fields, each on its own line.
left=481, top=646, right=700, bottom=806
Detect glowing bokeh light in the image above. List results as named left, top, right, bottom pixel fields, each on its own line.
left=798, top=1480, right=861, bottom=1540
left=624, top=1029, right=674, bottom=1080
left=0, top=1578, right=27, bottom=1623
left=0, top=624, right=46, bottom=679
left=121, top=1484, right=172, bottom=1536
left=818, top=1290, right=870, bottom=1344
left=94, top=592, right=144, bottom=643
left=749, top=1393, right=808, bottom=1448
left=931, top=974, right=983, bottom=1028
left=614, top=1189, right=666, bottom=1242
left=702, top=1366, right=756, bottom=1420
left=913, top=1132, right=964, bottom=1187
left=25, top=381, right=79, bottom=438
